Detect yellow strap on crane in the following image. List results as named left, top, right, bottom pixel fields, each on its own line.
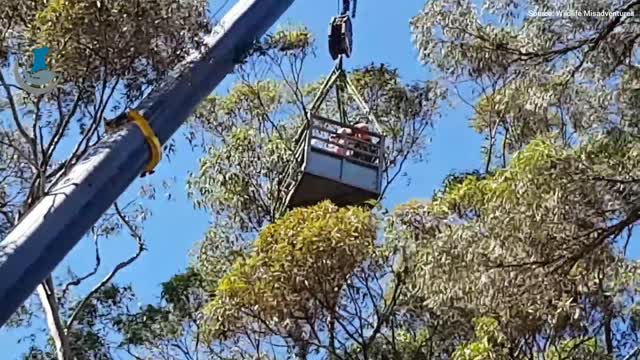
left=127, top=110, right=162, bottom=177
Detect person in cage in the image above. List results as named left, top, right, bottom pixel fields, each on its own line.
left=352, top=122, right=376, bottom=163
left=329, top=127, right=352, bottom=156
left=327, top=133, right=340, bottom=154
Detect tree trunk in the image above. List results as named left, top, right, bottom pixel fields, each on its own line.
left=294, top=339, right=309, bottom=360
left=604, top=299, right=614, bottom=354
left=288, top=323, right=309, bottom=360
left=328, top=312, right=337, bottom=360
left=37, top=276, right=72, bottom=360
left=17, top=196, right=72, bottom=360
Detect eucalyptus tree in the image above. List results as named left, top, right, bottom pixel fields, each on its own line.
left=1, top=1, right=210, bottom=358
left=391, top=0, right=640, bottom=357
left=186, top=27, right=444, bottom=358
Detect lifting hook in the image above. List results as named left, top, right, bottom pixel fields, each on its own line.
left=329, top=0, right=356, bottom=60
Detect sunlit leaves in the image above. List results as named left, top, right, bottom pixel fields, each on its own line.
left=544, top=337, right=608, bottom=360
left=201, top=201, right=377, bottom=341
left=452, top=317, right=509, bottom=360
left=248, top=26, right=314, bottom=58
left=188, top=125, right=294, bottom=234
left=411, top=0, right=640, bottom=165
left=0, top=1, right=42, bottom=66
left=29, top=0, right=210, bottom=102
left=406, top=4, right=640, bottom=354
left=192, top=80, right=286, bottom=137
left=391, top=133, right=640, bottom=347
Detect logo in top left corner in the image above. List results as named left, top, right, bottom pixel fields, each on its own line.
left=13, top=46, right=59, bottom=96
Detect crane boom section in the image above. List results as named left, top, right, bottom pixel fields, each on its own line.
left=0, top=0, right=295, bottom=327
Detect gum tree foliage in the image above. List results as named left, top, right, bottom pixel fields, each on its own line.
left=188, top=26, right=442, bottom=234
left=15, top=26, right=441, bottom=360
left=114, top=267, right=214, bottom=359
left=387, top=0, right=640, bottom=358
left=199, top=199, right=464, bottom=360
left=411, top=0, right=640, bottom=167
left=450, top=317, right=608, bottom=360
left=391, top=136, right=640, bottom=358
left=188, top=26, right=442, bottom=262
left=182, top=26, right=443, bottom=358
left=132, top=1, right=640, bottom=358
left=23, top=270, right=214, bottom=360
left=24, top=284, right=138, bottom=360
left=204, top=201, right=379, bottom=358
left=1, top=0, right=210, bottom=359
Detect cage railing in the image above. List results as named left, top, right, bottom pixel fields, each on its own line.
left=307, top=113, right=384, bottom=169
left=281, top=113, right=385, bottom=210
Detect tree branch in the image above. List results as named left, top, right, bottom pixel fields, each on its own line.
left=552, top=206, right=640, bottom=273
left=37, top=277, right=73, bottom=360
left=0, top=70, right=33, bottom=145
left=66, top=202, right=146, bottom=330
left=61, top=233, right=102, bottom=300
left=46, top=91, right=83, bottom=163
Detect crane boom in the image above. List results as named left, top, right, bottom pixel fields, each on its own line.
left=0, top=0, right=294, bottom=327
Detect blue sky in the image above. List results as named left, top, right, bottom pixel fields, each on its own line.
left=3, top=0, right=636, bottom=357
left=54, top=0, right=484, bottom=306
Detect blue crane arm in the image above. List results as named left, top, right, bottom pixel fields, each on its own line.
left=0, top=0, right=294, bottom=327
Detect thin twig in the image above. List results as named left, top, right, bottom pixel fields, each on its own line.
left=61, top=233, right=102, bottom=300
left=66, top=202, right=146, bottom=330
left=0, top=70, right=33, bottom=145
